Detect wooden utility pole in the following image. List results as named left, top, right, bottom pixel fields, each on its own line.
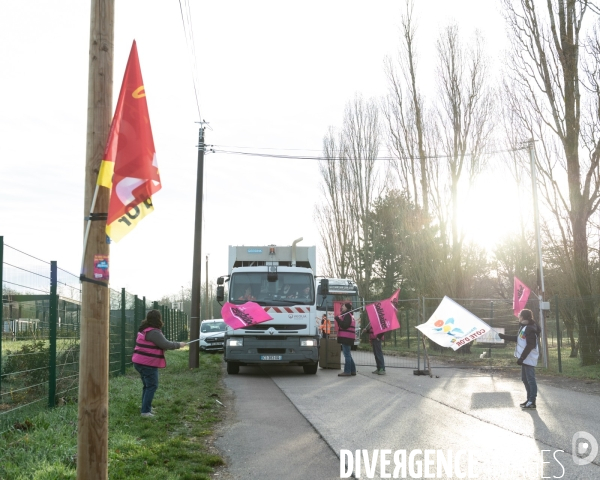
left=189, top=126, right=205, bottom=368
left=78, top=1, right=114, bottom=478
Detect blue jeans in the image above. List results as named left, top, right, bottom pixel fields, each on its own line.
left=341, top=344, right=356, bottom=374
left=372, top=339, right=385, bottom=371
left=521, top=364, right=537, bottom=403
left=134, top=363, right=159, bottom=414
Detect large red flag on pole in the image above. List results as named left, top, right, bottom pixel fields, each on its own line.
left=97, top=40, right=161, bottom=242
left=365, top=289, right=401, bottom=335
left=513, top=276, right=531, bottom=317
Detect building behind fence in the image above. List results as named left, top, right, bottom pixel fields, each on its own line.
left=0, top=238, right=189, bottom=434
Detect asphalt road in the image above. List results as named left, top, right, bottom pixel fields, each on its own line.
left=214, top=361, right=600, bottom=480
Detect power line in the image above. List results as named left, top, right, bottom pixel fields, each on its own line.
left=178, top=0, right=202, bottom=120
left=211, top=146, right=527, bottom=161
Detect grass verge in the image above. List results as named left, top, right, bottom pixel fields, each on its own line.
left=0, top=349, right=225, bottom=480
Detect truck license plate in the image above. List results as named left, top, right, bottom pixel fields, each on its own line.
left=260, top=355, right=283, bottom=361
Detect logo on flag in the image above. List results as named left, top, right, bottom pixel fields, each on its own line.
left=97, top=40, right=161, bottom=242
left=221, top=302, right=273, bottom=330
left=513, top=276, right=531, bottom=317
left=365, top=289, right=401, bottom=335
left=416, top=296, right=491, bottom=351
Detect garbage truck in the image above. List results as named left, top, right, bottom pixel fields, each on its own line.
left=217, top=238, right=320, bottom=374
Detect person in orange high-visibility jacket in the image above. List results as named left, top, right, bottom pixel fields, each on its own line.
left=319, top=314, right=331, bottom=338
left=132, top=309, right=186, bottom=417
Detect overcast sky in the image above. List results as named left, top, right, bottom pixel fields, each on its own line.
left=1, top=1, right=514, bottom=301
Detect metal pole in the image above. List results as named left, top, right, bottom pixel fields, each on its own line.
left=48, top=261, right=58, bottom=408
left=120, top=288, right=126, bottom=375
left=555, top=295, right=562, bottom=373
left=205, top=255, right=209, bottom=320
left=190, top=126, right=205, bottom=368
left=528, top=140, right=549, bottom=368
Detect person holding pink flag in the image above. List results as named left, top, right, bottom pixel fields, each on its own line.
left=363, top=289, right=401, bottom=375
left=335, top=303, right=357, bottom=377
left=497, top=308, right=540, bottom=409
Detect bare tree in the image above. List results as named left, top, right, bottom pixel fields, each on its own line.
left=315, top=96, right=383, bottom=299
left=315, top=128, right=353, bottom=278
left=502, top=0, right=600, bottom=365
left=343, top=95, right=383, bottom=300
left=433, top=25, right=496, bottom=297
left=382, top=0, right=431, bottom=216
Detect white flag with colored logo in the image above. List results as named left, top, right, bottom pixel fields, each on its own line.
left=416, top=296, right=491, bottom=351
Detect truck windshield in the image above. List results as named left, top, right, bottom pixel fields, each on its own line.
left=229, top=272, right=314, bottom=305
left=315, top=284, right=359, bottom=312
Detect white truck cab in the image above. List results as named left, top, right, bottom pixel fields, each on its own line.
left=217, top=240, right=320, bottom=374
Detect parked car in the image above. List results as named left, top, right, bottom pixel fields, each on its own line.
left=200, top=319, right=227, bottom=352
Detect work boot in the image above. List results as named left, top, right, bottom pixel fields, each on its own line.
left=377, top=369, right=386, bottom=375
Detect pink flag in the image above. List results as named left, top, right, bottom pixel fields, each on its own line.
left=513, top=277, right=531, bottom=317
left=221, top=302, right=273, bottom=330
left=365, top=289, right=401, bottom=335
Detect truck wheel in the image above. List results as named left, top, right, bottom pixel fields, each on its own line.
left=226, top=362, right=240, bottom=374
left=303, top=364, right=318, bottom=374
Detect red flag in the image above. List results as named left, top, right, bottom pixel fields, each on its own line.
left=513, top=277, right=531, bottom=317
left=221, top=302, right=273, bottom=330
left=365, top=289, right=401, bottom=335
left=97, top=40, right=161, bottom=242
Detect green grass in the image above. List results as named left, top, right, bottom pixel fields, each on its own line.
left=0, top=350, right=225, bottom=480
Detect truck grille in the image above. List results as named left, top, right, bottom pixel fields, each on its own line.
left=244, top=324, right=306, bottom=331
left=257, top=348, right=286, bottom=354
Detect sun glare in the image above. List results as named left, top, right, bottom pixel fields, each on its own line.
left=457, top=171, right=530, bottom=252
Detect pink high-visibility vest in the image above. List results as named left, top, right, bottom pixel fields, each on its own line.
left=336, top=313, right=356, bottom=341
left=132, top=327, right=166, bottom=368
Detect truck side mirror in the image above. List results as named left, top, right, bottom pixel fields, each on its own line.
left=217, top=277, right=224, bottom=285
left=216, top=285, right=224, bottom=302
left=320, top=279, right=329, bottom=296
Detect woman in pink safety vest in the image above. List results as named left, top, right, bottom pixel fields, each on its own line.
left=335, top=302, right=356, bottom=377
left=132, top=309, right=186, bottom=417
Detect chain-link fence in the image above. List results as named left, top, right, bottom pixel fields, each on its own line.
left=351, top=295, right=599, bottom=376
left=0, top=239, right=189, bottom=434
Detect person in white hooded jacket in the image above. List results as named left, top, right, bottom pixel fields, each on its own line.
left=498, top=308, right=540, bottom=409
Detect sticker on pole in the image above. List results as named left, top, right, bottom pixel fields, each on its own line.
left=94, top=255, right=109, bottom=280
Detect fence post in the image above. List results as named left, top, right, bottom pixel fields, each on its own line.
left=48, top=261, right=58, bottom=408
left=406, top=309, right=410, bottom=349
left=133, top=295, right=139, bottom=353
left=0, top=236, right=3, bottom=395
left=489, top=301, right=494, bottom=358
left=555, top=295, right=562, bottom=373
left=120, top=288, right=126, bottom=375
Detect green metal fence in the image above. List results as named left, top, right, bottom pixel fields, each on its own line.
left=0, top=239, right=189, bottom=434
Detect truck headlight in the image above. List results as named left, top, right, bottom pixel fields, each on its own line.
left=227, top=338, right=243, bottom=347
left=300, top=339, right=316, bottom=347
